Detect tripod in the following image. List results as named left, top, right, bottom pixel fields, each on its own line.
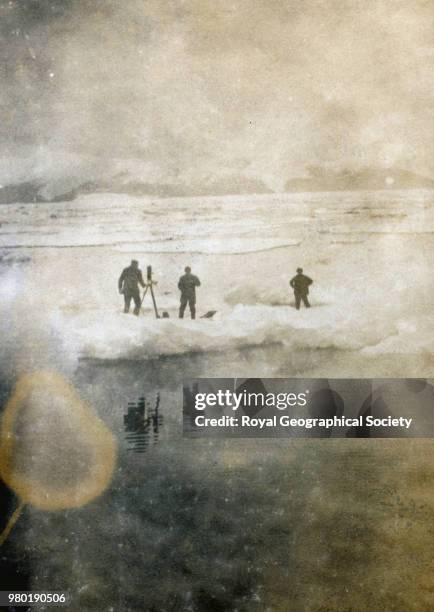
left=140, top=266, right=160, bottom=319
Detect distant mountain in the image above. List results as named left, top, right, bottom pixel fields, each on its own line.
left=1, top=167, right=433, bottom=204
left=0, top=181, right=77, bottom=204
left=0, top=175, right=272, bottom=204
left=81, top=175, right=273, bottom=198
left=284, top=167, right=434, bottom=192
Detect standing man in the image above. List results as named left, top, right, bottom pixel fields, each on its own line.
left=178, top=266, right=201, bottom=319
left=118, top=260, right=145, bottom=316
left=290, top=267, right=313, bottom=310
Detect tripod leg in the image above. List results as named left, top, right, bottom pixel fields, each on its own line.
left=140, top=286, right=149, bottom=310
left=149, top=285, right=160, bottom=319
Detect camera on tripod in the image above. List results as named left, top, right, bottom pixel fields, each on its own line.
left=141, top=265, right=160, bottom=318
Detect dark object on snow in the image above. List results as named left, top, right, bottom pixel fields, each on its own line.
left=118, top=260, right=145, bottom=316
left=178, top=266, right=201, bottom=319
left=290, top=267, right=313, bottom=310
left=200, top=311, right=217, bottom=319
left=162, top=311, right=170, bottom=318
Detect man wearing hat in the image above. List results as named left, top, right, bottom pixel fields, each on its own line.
left=290, top=267, right=313, bottom=310
left=118, top=260, right=146, bottom=315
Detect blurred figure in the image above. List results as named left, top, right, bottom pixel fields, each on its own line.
left=178, top=266, right=201, bottom=319
left=290, top=267, right=313, bottom=310
left=118, top=260, right=145, bottom=315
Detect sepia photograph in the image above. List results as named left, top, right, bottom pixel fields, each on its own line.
left=0, top=1, right=433, bottom=610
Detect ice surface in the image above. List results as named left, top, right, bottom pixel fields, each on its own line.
left=1, top=189, right=433, bottom=373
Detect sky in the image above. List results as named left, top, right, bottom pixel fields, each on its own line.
left=0, top=0, right=433, bottom=193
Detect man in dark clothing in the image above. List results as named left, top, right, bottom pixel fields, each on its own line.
left=118, top=260, right=145, bottom=315
left=290, top=267, right=313, bottom=310
left=178, top=266, right=201, bottom=319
